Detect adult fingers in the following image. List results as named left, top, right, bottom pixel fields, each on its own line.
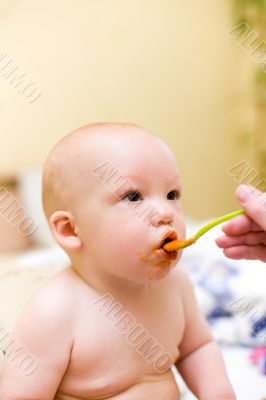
left=223, top=245, right=266, bottom=262
left=236, top=185, right=266, bottom=231
left=216, top=232, right=266, bottom=248
left=221, top=214, right=261, bottom=235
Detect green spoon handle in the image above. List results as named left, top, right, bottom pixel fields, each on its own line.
left=194, top=209, right=245, bottom=240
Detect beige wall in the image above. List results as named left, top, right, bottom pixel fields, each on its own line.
left=0, top=0, right=254, bottom=218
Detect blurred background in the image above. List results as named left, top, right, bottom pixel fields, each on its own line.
left=0, top=0, right=265, bottom=217
left=0, top=1, right=265, bottom=398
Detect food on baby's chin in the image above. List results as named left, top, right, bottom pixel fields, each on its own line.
left=136, top=250, right=174, bottom=271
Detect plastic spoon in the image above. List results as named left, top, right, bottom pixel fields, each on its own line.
left=163, top=209, right=245, bottom=251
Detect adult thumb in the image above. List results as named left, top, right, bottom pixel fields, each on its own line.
left=236, top=184, right=266, bottom=230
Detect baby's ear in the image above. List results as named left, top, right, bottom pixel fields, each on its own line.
left=49, top=211, right=81, bottom=251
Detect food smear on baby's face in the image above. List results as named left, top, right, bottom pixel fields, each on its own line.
left=136, top=240, right=178, bottom=281
left=134, top=229, right=180, bottom=280
left=136, top=250, right=175, bottom=281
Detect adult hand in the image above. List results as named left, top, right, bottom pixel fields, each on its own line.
left=216, top=184, right=266, bottom=262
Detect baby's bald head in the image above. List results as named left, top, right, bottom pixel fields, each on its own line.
left=42, top=123, right=160, bottom=221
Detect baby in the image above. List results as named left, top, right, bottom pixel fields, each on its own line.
left=0, top=123, right=236, bottom=399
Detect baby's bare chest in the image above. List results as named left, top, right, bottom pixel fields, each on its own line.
left=57, top=288, right=184, bottom=399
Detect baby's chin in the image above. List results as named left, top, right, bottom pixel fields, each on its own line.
left=144, top=259, right=179, bottom=282
left=111, top=260, right=177, bottom=285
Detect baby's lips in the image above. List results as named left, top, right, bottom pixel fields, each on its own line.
left=154, top=248, right=178, bottom=261
left=153, top=229, right=178, bottom=251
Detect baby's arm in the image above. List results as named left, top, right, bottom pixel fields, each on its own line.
left=175, top=270, right=236, bottom=400
left=0, top=289, right=73, bottom=399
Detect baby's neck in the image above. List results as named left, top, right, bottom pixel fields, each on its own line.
left=71, top=263, right=152, bottom=303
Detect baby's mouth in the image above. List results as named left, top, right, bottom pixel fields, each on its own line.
left=153, top=230, right=179, bottom=261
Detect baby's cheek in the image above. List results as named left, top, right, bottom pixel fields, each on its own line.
left=95, top=205, right=150, bottom=260
left=114, top=219, right=149, bottom=255
left=175, top=214, right=186, bottom=239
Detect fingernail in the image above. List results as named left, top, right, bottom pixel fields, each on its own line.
left=237, top=184, right=253, bottom=202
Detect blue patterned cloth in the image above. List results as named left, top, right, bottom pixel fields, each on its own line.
left=181, top=220, right=266, bottom=373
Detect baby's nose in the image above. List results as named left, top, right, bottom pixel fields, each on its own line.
left=150, top=201, right=174, bottom=227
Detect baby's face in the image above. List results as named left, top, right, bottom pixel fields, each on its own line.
left=70, top=129, right=186, bottom=283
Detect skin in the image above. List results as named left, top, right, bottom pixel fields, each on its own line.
left=0, top=124, right=236, bottom=399
left=216, top=185, right=266, bottom=262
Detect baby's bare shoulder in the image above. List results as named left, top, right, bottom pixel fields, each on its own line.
left=30, top=268, right=75, bottom=307
left=15, top=267, right=91, bottom=334
left=13, top=268, right=76, bottom=340
left=0, top=268, right=83, bottom=398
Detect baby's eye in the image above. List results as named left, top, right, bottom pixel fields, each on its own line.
left=167, top=190, right=181, bottom=200
left=123, top=191, right=142, bottom=202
